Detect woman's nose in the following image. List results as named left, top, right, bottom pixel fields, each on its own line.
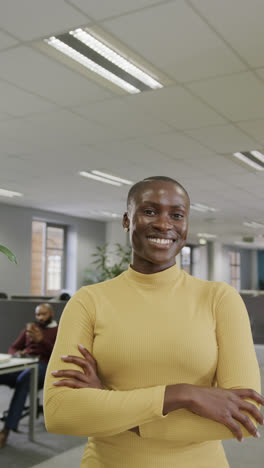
left=152, top=215, right=173, bottom=230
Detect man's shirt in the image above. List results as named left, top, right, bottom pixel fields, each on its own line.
left=8, top=320, right=58, bottom=364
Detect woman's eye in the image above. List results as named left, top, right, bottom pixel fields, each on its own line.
left=144, top=209, right=155, bottom=215
left=172, top=213, right=184, bottom=219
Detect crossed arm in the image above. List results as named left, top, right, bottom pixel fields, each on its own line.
left=44, top=288, right=262, bottom=442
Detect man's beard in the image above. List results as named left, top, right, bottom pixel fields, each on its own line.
left=35, top=317, right=53, bottom=328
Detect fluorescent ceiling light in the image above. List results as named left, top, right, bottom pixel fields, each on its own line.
left=233, top=152, right=264, bottom=171
left=91, top=170, right=133, bottom=185
left=101, top=211, right=122, bottom=218
left=45, top=28, right=163, bottom=94
left=45, top=37, right=140, bottom=94
left=197, top=233, right=217, bottom=238
left=0, top=188, right=23, bottom=198
left=199, top=238, right=207, bottom=245
left=79, top=171, right=121, bottom=186
left=191, top=203, right=217, bottom=212
left=250, top=150, right=264, bottom=163
left=243, top=221, right=264, bottom=229
left=86, top=209, right=122, bottom=218
left=70, top=28, right=163, bottom=90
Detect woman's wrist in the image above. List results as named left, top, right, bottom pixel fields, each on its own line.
left=163, top=384, right=191, bottom=415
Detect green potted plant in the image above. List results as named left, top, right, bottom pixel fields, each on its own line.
left=0, top=245, right=17, bottom=263
left=84, top=243, right=131, bottom=285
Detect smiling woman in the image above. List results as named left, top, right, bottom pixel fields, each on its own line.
left=43, top=176, right=263, bottom=468
left=123, top=176, right=190, bottom=274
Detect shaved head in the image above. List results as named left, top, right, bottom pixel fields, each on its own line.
left=36, top=303, right=54, bottom=315
left=127, top=176, right=190, bottom=212
left=35, top=303, right=54, bottom=327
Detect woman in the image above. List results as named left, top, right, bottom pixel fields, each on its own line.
left=44, top=176, right=264, bottom=467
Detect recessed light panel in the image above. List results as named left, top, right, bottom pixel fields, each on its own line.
left=0, top=188, right=23, bottom=198
left=233, top=151, right=264, bottom=170
left=91, top=170, right=133, bottom=185
left=45, top=28, right=163, bottom=94
left=191, top=203, right=218, bottom=213
left=79, top=171, right=121, bottom=186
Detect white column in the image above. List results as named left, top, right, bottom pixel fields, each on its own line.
left=208, top=241, right=228, bottom=282
left=192, top=245, right=208, bottom=280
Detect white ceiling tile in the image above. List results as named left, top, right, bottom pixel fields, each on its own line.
left=0, top=46, right=113, bottom=106
left=127, top=86, right=226, bottom=129
left=103, top=1, right=245, bottom=83
left=0, top=112, right=14, bottom=121
left=0, top=109, right=117, bottom=149
left=0, top=80, right=57, bottom=117
left=137, top=132, right=212, bottom=160
left=89, top=140, right=172, bottom=166
left=68, top=0, right=163, bottom=20
left=196, top=154, right=253, bottom=177
left=186, top=125, right=259, bottom=153
left=191, top=0, right=264, bottom=67
left=0, top=0, right=89, bottom=40
left=256, top=68, right=264, bottom=81
left=0, top=30, right=18, bottom=50
left=218, top=171, right=264, bottom=189
left=188, top=72, right=264, bottom=121
left=236, top=119, right=264, bottom=145
left=0, top=1, right=262, bottom=242
left=74, top=98, right=171, bottom=138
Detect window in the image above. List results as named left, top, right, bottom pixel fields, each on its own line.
left=31, top=221, right=66, bottom=295
left=181, top=246, right=192, bottom=274
left=229, top=251, right=240, bottom=290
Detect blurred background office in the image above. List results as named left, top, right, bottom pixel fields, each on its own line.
left=0, top=1, right=264, bottom=467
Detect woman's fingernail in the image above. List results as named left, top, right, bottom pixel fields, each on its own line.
left=78, top=344, right=85, bottom=349
left=61, top=355, right=68, bottom=359
left=51, top=371, right=58, bottom=374
left=240, top=438, right=244, bottom=442
left=53, top=381, right=60, bottom=385
left=256, top=431, right=261, bottom=438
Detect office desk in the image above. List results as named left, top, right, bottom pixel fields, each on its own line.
left=0, top=356, right=39, bottom=441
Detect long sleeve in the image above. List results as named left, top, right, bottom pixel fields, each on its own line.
left=41, top=327, right=58, bottom=354
left=43, top=289, right=168, bottom=438
left=139, top=285, right=262, bottom=442
left=8, top=329, right=27, bottom=354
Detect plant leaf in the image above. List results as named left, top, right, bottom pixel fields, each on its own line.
left=0, top=245, right=17, bottom=264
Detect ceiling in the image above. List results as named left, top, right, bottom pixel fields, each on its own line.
left=0, top=0, right=264, bottom=247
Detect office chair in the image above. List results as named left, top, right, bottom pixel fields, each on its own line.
left=0, top=398, right=43, bottom=429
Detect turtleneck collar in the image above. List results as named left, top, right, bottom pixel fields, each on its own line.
left=124, top=263, right=182, bottom=286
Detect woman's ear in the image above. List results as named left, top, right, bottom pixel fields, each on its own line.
left=122, top=212, right=129, bottom=230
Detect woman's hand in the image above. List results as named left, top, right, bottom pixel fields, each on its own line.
left=51, top=344, right=104, bottom=390
left=185, top=384, right=264, bottom=442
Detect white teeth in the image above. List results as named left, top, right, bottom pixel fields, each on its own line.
left=148, top=237, right=173, bottom=244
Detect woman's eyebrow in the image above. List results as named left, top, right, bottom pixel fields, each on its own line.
left=141, top=201, right=186, bottom=209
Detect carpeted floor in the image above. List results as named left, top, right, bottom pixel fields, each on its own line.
left=0, top=388, right=87, bottom=468
left=1, top=345, right=264, bottom=467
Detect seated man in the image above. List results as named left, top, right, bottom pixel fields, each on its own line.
left=0, top=303, right=58, bottom=448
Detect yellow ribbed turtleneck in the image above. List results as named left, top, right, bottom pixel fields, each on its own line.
left=44, top=264, right=261, bottom=468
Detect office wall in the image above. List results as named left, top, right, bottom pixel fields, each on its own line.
left=0, top=202, right=106, bottom=296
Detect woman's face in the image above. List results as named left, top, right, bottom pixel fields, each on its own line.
left=123, top=181, right=189, bottom=273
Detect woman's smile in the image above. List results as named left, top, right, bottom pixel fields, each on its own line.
left=146, top=237, right=175, bottom=248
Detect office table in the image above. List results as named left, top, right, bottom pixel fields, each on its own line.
left=0, top=356, right=39, bottom=441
